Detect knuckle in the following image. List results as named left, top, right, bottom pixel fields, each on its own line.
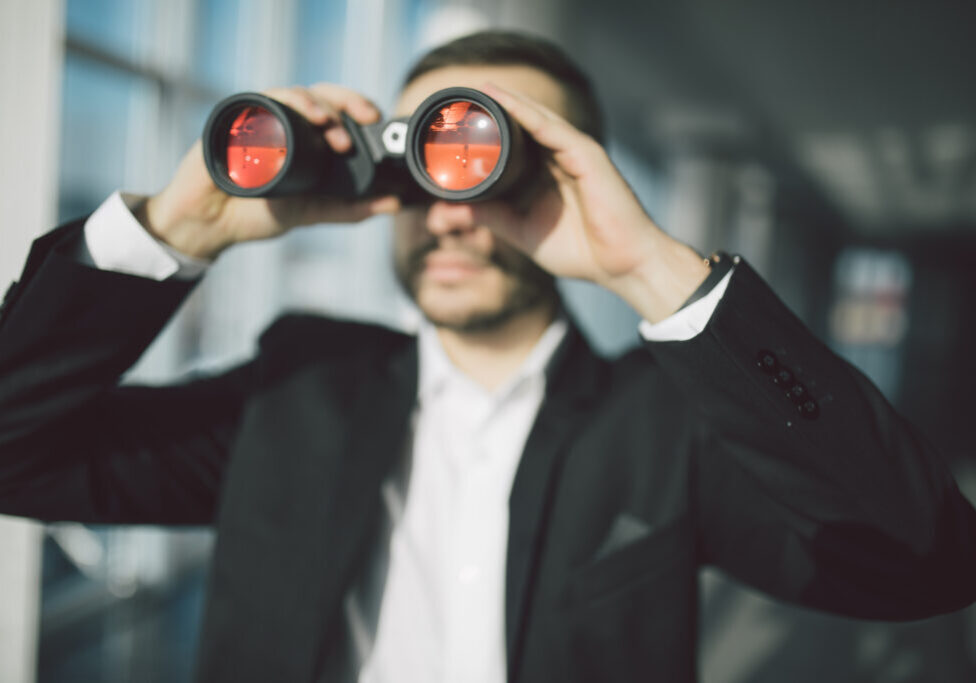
left=580, top=133, right=601, bottom=151
left=308, top=82, right=338, bottom=99
left=311, top=82, right=375, bottom=114
left=261, top=87, right=287, bottom=100
left=532, top=122, right=552, bottom=141
left=357, top=98, right=380, bottom=116
left=282, top=84, right=309, bottom=99
left=311, top=82, right=350, bottom=100
left=264, top=86, right=314, bottom=109
left=527, top=113, right=548, bottom=136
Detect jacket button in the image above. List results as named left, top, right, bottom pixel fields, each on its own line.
left=773, top=367, right=794, bottom=386
left=787, top=383, right=808, bottom=403
left=798, top=400, right=820, bottom=419
left=756, top=350, right=778, bottom=374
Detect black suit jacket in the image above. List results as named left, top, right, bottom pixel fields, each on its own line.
left=1, top=221, right=975, bottom=683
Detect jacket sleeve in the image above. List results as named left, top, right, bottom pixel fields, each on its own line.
left=0, top=221, right=251, bottom=524
left=646, top=258, right=976, bottom=620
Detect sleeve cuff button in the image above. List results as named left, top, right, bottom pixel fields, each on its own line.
left=756, top=350, right=778, bottom=374
left=798, top=400, right=820, bottom=419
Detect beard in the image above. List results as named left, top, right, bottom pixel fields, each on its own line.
left=394, top=237, right=558, bottom=333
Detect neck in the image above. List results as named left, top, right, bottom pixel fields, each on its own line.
left=435, top=302, right=558, bottom=391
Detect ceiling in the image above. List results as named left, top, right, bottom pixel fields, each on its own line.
left=566, top=0, right=976, bottom=235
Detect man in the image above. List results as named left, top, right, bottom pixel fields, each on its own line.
left=0, top=30, right=974, bottom=683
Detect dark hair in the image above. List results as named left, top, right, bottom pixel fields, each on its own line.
left=402, top=30, right=605, bottom=143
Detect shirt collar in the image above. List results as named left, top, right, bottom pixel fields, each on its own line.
left=417, top=315, right=569, bottom=405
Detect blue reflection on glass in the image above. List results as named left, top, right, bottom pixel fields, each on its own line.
left=58, top=57, right=145, bottom=222
left=66, top=0, right=139, bottom=58
left=194, top=0, right=242, bottom=90
left=293, top=0, right=347, bottom=85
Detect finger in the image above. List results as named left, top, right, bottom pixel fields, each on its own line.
left=263, top=86, right=336, bottom=126
left=481, top=81, right=590, bottom=154
left=308, top=83, right=382, bottom=125
left=324, top=126, right=353, bottom=152
left=308, top=84, right=382, bottom=153
left=263, top=86, right=356, bottom=153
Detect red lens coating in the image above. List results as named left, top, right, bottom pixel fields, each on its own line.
left=422, top=101, right=501, bottom=191
left=225, top=106, right=287, bottom=188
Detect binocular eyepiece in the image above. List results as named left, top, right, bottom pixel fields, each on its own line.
left=202, top=87, right=537, bottom=203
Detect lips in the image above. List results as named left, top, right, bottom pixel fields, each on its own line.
left=422, top=250, right=489, bottom=283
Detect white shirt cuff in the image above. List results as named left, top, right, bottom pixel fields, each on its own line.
left=83, top=191, right=210, bottom=281
left=638, top=266, right=735, bottom=342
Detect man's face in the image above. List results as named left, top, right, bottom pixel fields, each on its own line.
left=392, top=65, right=569, bottom=332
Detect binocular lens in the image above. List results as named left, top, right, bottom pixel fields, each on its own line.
left=204, top=87, right=525, bottom=200
left=421, top=101, right=501, bottom=191
left=225, top=106, right=288, bottom=189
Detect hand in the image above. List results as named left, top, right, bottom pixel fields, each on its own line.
left=142, top=84, right=401, bottom=261
left=474, top=83, right=710, bottom=323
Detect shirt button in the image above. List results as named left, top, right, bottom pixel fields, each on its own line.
left=458, top=565, right=481, bottom=584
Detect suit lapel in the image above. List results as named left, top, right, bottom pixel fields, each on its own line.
left=310, top=334, right=419, bottom=654
left=197, top=325, right=419, bottom=682
left=505, top=325, right=606, bottom=675
left=288, top=321, right=603, bottom=678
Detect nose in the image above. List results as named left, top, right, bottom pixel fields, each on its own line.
left=425, top=200, right=477, bottom=236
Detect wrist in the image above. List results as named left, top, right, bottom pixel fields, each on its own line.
left=140, top=193, right=228, bottom=261
left=608, top=235, right=710, bottom=324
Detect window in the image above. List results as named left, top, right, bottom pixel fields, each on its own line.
left=42, top=2, right=428, bottom=680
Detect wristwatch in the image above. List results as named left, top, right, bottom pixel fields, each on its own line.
left=677, top=251, right=734, bottom=311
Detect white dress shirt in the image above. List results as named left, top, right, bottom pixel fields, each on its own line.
left=349, top=317, right=568, bottom=683
left=82, top=191, right=733, bottom=682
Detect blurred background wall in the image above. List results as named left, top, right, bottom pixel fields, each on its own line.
left=0, top=0, right=974, bottom=681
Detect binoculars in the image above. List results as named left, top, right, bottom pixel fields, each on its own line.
left=202, top=87, right=537, bottom=203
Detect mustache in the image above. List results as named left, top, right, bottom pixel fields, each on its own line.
left=404, top=240, right=512, bottom=276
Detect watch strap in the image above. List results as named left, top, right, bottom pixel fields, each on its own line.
left=677, top=251, right=734, bottom=311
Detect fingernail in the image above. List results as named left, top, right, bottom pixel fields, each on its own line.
left=326, top=127, right=351, bottom=150
left=372, top=196, right=400, bottom=214
left=358, top=105, right=381, bottom=123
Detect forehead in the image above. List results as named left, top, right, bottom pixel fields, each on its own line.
left=395, top=64, right=569, bottom=118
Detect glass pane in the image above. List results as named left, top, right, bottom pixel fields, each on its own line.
left=37, top=527, right=213, bottom=683
left=194, top=0, right=242, bottom=91
left=65, top=0, right=141, bottom=59
left=57, top=57, right=152, bottom=222
left=829, top=248, right=913, bottom=401
left=293, top=0, right=347, bottom=86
